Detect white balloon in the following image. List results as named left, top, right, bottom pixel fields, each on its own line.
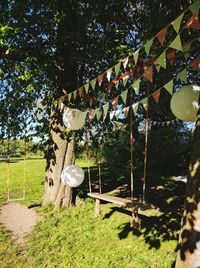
left=63, top=108, right=85, bottom=130
left=61, top=165, right=84, bottom=187
left=170, top=85, right=200, bottom=122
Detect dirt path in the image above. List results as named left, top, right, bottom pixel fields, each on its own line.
left=0, top=202, right=42, bottom=245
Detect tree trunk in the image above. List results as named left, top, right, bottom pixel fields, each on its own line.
left=42, top=108, right=75, bottom=208
left=176, top=101, right=200, bottom=267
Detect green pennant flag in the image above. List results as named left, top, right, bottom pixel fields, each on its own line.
left=122, top=76, right=129, bottom=87
left=190, top=0, right=200, bottom=14
left=169, top=35, right=183, bottom=51
left=178, top=68, right=187, bottom=83
left=103, top=103, right=109, bottom=120
left=172, top=13, right=184, bottom=33
left=68, top=92, right=72, bottom=102
left=156, top=65, right=161, bottom=73
left=132, top=79, right=140, bottom=94
left=164, top=79, right=174, bottom=94
left=107, top=68, right=112, bottom=82
left=90, top=78, right=96, bottom=90
left=155, top=51, right=166, bottom=69
left=84, top=83, right=89, bottom=94
left=121, top=89, right=128, bottom=104
left=133, top=49, right=140, bottom=64
left=132, top=102, right=139, bottom=115
left=95, top=108, right=102, bottom=121
left=141, top=97, right=148, bottom=111
left=114, top=62, right=121, bottom=76
left=144, top=38, right=153, bottom=56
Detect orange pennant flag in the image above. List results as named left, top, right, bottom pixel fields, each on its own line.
left=184, top=14, right=200, bottom=30
left=166, top=49, right=176, bottom=66
left=142, top=66, right=153, bottom=83
left=156, top=27, right=168, bottom=45
left=123, top=106, right=130, bottom=118
left=152, top=89, right=161, bottom=103
left=112, top=96, right=119, bottom=110
left=97, top=73, right=105, bottom=87
left=88, top=109, right=95, bottom=121
left=190, top=57, right=200, bottom=70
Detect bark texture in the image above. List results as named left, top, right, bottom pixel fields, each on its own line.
left=176, top=101, right=200, bottom=268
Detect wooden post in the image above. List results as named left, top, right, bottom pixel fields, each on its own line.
left=95, top=199, right=101, bottom=218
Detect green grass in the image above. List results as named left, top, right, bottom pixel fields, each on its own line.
left=0, top=158, right=182, bottom=267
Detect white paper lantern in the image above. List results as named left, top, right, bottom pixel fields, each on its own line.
left=170, top=85, right=200, bottom=122
left=63, top=108, right=85, bottom=130
left=61, top=165, right=84, bottom=187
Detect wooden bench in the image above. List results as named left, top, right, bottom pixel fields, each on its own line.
left=87, top=192, right=155, bottom=229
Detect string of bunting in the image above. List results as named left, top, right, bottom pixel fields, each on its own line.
left=54, top=0, right=200, bottom=105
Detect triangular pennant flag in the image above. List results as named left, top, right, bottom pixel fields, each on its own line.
left=172, top=13, right=184, bottom=33
left=169, top=35, right=182, bottom=51
left=72, top=90, right=77, bottom=100
left=190, top=57, right=200, bottom=70
left=156, top=65, right=161, bottom=73
left=107, top=68, right=112, bottom=82
left=88, top=109, right=95, bottom=121
left=123, top=106, right=130, bottom=118
left=95, top=108, right=102, bottom=121
left=114, top=62, right=121, bottom=76
left=164, top=79, right=174, bottom=94
left=132, top=79, right=140, bottom=94
left=78, top=111, right=87, bottom=125
left=78, top=86, right=83, bottom=98
left=109, top=110, right=115, bottom=121
left=89, top=97, right=93, bottom=107
left=123, top=57, right=129, bottom=69
left=144, top=39, right=153, bottom=56
left=120, top=89, right=128, bottom=104
left=132, top=102, right=139, bottom=115
left=103, top=103, right=109, bottom=121
left=68, top=92, right=72, bottom=102
left=133, top=49, right=140, bottom=65
left=90, top=78, right=96, bottom=90
left=122, top=76, right=129, bottom=87
left=178, top=68, right=187, bottom=83
left=141, top=97, right=148, bottom=111
left=142, top=66, right=153, bottom=83
left=114, top=80, right=119, bottom=89
left=115, top=109, right=122, bottom=120
left=155, top=51, right=166, bottom=69
left=97, top=73, right=105, bottom=87
left=60, top=102, right=65, bottom=112
left=112, top=96, right=119, bottom=110
left=156, top=27, right=168, bottom=45
left=166, top=49, right=176, bottom=65
left=184, top=14, right=200, bottom=30
left=152, top=89, right=161, bottom=103
left=84, top=83, right=89, bottom=94
left=189, top=0, right=200, bottom=14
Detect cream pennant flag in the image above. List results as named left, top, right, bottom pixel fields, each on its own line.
left=114, top=62, right=121, bottom=76
left=178, top=68, right=187, bottom=83
left=107, top=68, right=112, bottom=82
left=123, top=57, right=129, bottom=69
left=122, top=76, right=129, bottom=87
left=144, top=39, right=153, bottom=56
left=88, top=109, right=95, bottom=121
left=103, top=103, right=109, bottom=121
left=90, top=78, right=96, bottom=90
left=169, top=35, right=183, bottom=51
left=115, top=109, right=122, bottom=120
left=68, top=92, right=72, bottom=102
left=132, top=79, right=140, bottom=94
left=164, top=79, right=173, bottom=94
left=189, top=0, right=200, bottom=14
left=123, top=106, right=130, bottom=118
left=78, top=86, right=83, bottom=98
left=133, top=49, right=140, bottom=65
left=132, top=102, right=139, bottom=115
left=141, top=97, right=148, bottom=111
left=121, top=89, right=128, bottom=104
left=155, top=51, right=166, bottom=69
left=172, top=13, right=184, bottom=33
left=78, top=111, right=87, bottom=124
left=84, top=83, right=90, bottom=94
left=109, top=110, right=116, bottom=121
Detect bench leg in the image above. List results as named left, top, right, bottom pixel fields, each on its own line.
left=130, top=208, right=141, bottom=229
left=95, top=199, right=101, bottom=218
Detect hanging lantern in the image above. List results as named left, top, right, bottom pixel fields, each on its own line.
left=61, top=165, right=85, bottom=187
left=170, top=85, right=200, bottom=122
left=63, top=108, right=85, bottom=130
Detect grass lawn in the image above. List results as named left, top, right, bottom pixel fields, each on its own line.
left=0, top=158, right=185, bottom=267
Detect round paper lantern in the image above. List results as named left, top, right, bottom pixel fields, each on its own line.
left=170, top=85, right=200, bottom=122
left=63, top=108, right=85, bottom=130
left=61, top=165, right=84, bottom=187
